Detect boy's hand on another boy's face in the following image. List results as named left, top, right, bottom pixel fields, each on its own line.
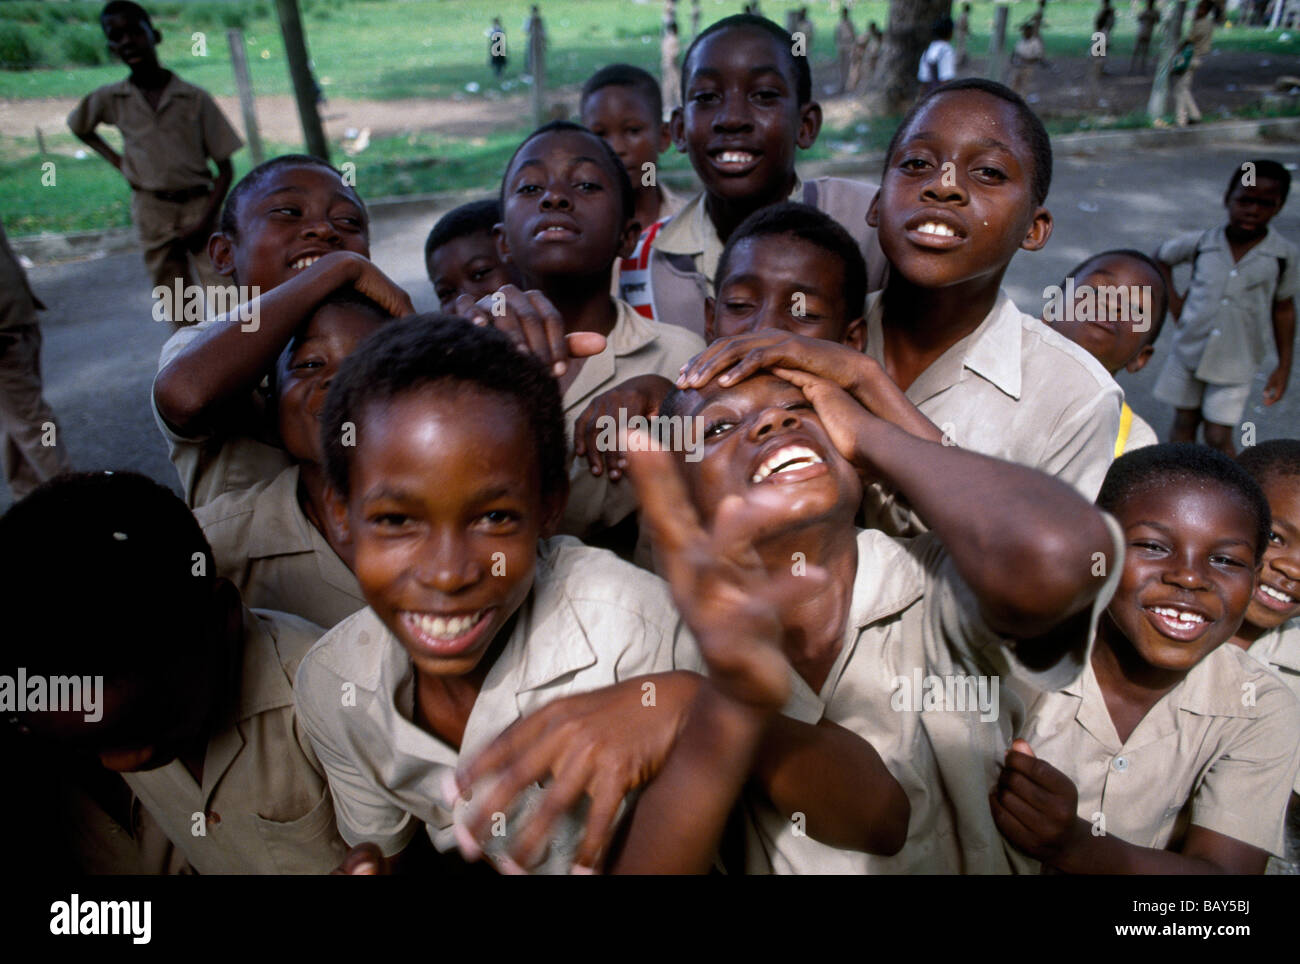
left=573, top=375, right=675, bottom=480
left=678, top=331, right=864, bottom=396
left=990, top=740, right=1088, bottom=868
left=454, top=672, right=702, bottom=873
left=342, top=254, right=416, bottom=318
left=626, top=433, right=824, bottom=711
left=772, top=368, right=878, bottom=479
left=453, top=286, right=605, bottom=376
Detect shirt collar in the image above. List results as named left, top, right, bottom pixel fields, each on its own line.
left=865, top=289, right=1024, bottom=403
left=1253, top=618, right=1300, bottom=674
left=235, top=606, right=297, bottom=722
left=563, top=298, right=661, bottom=407
left=244, top=465, right=313, bottom=558
left=512, top=540, right=600, bottom=694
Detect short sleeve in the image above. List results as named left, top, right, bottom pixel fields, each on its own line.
left=1190, top=682, right=1300, bottom=857
left=293, top=654, right=420, bottom=857
left=1039, top=377, right=1123, bottom=502
left=1157, top=231, right=1203, bottom=267
left=1274, top=242, right=1299, bottom=302
left=938, top=44, right=957, bottom=80
left=197, top=90, right=244, bottom=164
left=67, top=88, right=109, bottom=138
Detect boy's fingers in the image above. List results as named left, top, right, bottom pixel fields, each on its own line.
left=565, top=331, right=608, bottom=358
left=525, top=290, right=571, bottom=373
left=573, top=782, right=623, bottom=870
left=680, top=341, right=748, bottom=388
left=457, top=711, right=554, bottom=791
left=989, top=791, right=1036, bottom=845
left=507, top=757, right=595, bottom=869
left=1010, top=738, right=1036, bottom=758
left=624, top=436, right=705, bottom=556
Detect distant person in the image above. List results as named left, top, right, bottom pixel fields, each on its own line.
left=661, top=20, right=682, bottom=115
left=955, top=3, right=972, bottom=68
left=525, top=4, right=547, bottom=78
left=1152, top=159, right=1296, bottom=454
left=1011, top=22, right=1046, bottom=99
left=917, top=17, right=957, bottom=95
left=855, top=20, right=883, bottom=88
left=1172, top=0, right=1218, bottom=127
left=488, top=16, right=508, bottom=78
left=1025, top=0, right=1048, bottom=38
left=0, top=221, right=70, bottom=500
left=1131, top=0, right=1160, bottom=74
left=691, top=0, right=701, bottom=36
left=835, top=7, right=856, bottom=93
left=68, top=1, right=242, bottom=326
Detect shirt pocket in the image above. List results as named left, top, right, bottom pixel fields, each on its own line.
left=252, top=786, right=348, bottom=874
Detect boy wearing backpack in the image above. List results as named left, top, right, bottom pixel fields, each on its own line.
left=1153, top=159, right=1297, bottom=455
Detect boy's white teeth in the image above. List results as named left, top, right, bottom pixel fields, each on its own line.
left=1260, top=584, right=1298, bottom=604
left=916, top=221, right=957, bottom=237
left=291, top=256, right=321, bottom=270
left=717, top=151, right=754, bottom=164
left=1151, top=605, right=1206, bottom=624
left=751, top=445, right=823, bottom=483
left=406, top=609, right=487, bottom=640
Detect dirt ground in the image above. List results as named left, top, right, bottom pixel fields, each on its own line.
left=6, top=49, right=1300, bottom=153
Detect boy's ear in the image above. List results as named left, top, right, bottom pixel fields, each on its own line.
left=841, top=316, right=866, bottom=352
left=618, top=217, right=642, bottom=260
left=866, top=190, right=880, bottom=229
left=1020, top=206, right=1053, bottom=252
left=208, top=233, right=237, bottom=277
left=796, top=101, right=823, bottom=151
left=493, top=222, right=514, bottom=265
left=657, top=120, right=672, bottom=155
left=669, top=107, right=687, bottom=154
left=323, top=482, right=353, bottom=548
left=1125, top=344, right=1155, bottom=374
left=704, top=295, right=716, bottom=343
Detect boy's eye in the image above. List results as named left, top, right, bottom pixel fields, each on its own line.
left=751, top=88, right=782, bottom=104
left=1131, top=539, right=1168, bottom=555
left=470, top=267, right=491, bottom=281
left=722, top=300, right=754, bottom=313
left=691, top=90, right=720, bottom=105
left=899, top=156, right=930, bottom=172
left=575, top=180, right=603, bottom=193
left=292, top=358, right=325, bottom=371
left=477, top=508, right=522, bottom=530
left=271, top=205, right=301, bottom=216
left=1211, top=554, right=1249, bottom=569
left=370, top=512, right=413, bottom=530
left=704, top=419, right=735, bottom=439
left=974, top=166, right=1008, bottom=182
left=516, top=183, right=543, bottom=195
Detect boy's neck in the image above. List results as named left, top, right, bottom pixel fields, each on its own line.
left=534, top=273, right=620, bottom=337
left=704, top=173, right=798, bottom=245
left=879, top=273, right=1005, bottom=391
left=1225, top=222, right=1268, bottom=248
left=1091, top=619, right=1190, bottom=742
left=754, top=518, right=859, bottom=693
left=412, top=614, right=515, bottom=749
left=127, top=62, right=171, bottom=91
left=634, top=184, right=664, bottom=232
left=298, top=463, right=355, bottom=568
left=1228, top=618, right=1268, bottom=651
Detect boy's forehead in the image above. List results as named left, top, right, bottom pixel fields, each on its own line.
left=255, top=166, right=359, bottom=205
left=687, top=28, right=796, bottom=86
left=509, top=131, right=613, bottom=177
left=582, top=85, right=657, bottom=123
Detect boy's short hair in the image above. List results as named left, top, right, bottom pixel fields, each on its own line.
left=885, top=78, right=1053, bottom=207
left=933, top=16, right=955, bottom=39
left=1098, top=443, right=1271, bottom=563
left=321, top=314, right=567, bottom=503
left=218, top=154, right=357, bottom=239
left=423, top=200, right=501, bottom=270
left=580, top=64, right=664, bottom=125
left=1063, top=248, right=1170, bottom=346
left=1238, top=438, right=1300, bottom=491
left=681, top=14, right=812, bottom=106
left=715, top=202, right=867, bottom=316
left=100, top=0, right=154, bottom=31
left=499, top=120, right=635, bottom=223
left=0, top=471, right=215, bottom=680
left=1225, top=159, right=1291, bottom=205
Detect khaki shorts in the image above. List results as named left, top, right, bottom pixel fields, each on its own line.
left=1153, top=354, right=1251, bottom=427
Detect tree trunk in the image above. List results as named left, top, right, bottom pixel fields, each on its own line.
left=865, top=0, right=953, bottom=116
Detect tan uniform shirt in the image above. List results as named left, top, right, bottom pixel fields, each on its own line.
left=195, top=464, right=365, bottom=629
left=1248, top=619, right=1300, bottom=794
left=1022, top=642, right=1300, bottom=858
left=559, top=298, right=703, bottom=539
left=67, top=73, right=243, bottom=193
left=122, top=607, right=349, bottom=874
left=862, top=291, right=1122, bottom=534
left=153, top=319, right=293, bottom=508
left=744, top=516, right=1125, bottom=874
left=294, top=536, right=706, bottom=866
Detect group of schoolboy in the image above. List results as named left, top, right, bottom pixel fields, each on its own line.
left=4, top=7, right=1300, bottom=877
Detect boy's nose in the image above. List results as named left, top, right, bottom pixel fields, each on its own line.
left=712, top=95, right=753, bottom=131
left=750, top=406, right=800, bottom=440
left=1162, top=561, right=1209, bottom=591
left=416, top=533, right=484, bottom=592
left=540, top=189, right=573, bottom=210
left=921, top=176, right=967, bottom=204
left=1271, top=553, right=1300, bottom=582
left=301, top=215, right=341, bottom=241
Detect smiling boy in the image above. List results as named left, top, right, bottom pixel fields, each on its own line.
left=1002, top=445, right=1300, bottom=873
left=640, top=14, right=888, bottom=335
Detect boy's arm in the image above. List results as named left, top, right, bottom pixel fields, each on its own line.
left=1263, top=296, right=1295, bottom=405
left=154, top=252, right=412, bottom=436
left=993, top=742, right=1269, bottom=874
left=1153, top=255, right=1185, bottom=322
left=780, top=371, right=1111, bottom=641
left=573, top=374, right=675, bottom=480
left=74, top=130, right=127, bottom=179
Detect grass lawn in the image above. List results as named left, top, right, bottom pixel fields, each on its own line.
left=3, top=0, right=1297, bottom=236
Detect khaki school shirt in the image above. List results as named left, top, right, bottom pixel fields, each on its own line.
left=744, top=516, right=1125, bottom=874
left=1158, top=227, right=1299, bottom=384
left=122, top=607, right=349, bottom=874
left=1022, top=642, right=1300, bottom=859
left=67, top=74, right=243, bottom=193
left=1248, top=619, right=1300, bottom=794
left=648, top=176, right=890, bottom=336
left=862, top=291, right=1122, bottom=535
left=195, top=464, right=365, bottom=629
left=293, top=536, right=708, bottom=867
left=559, top=298, right=704, bottom=540
left=154, top=319, right=293, bottom=508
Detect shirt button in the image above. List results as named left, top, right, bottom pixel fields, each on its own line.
left=1113, top=756, right=1129, bottom=772
left=1230, top=269, right=1238, bottom=277
left=1221, top=298, right=1229, bottom=305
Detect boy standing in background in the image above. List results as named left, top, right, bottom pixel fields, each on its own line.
left=68, top=2, right=243, bottom=325
left=1153, top=160, right=1296, bottom=454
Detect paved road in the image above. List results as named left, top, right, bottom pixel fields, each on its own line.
left=6, top=134, right=1300, bottom=511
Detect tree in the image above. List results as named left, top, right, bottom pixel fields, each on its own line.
left=866, top=0, right=952, bottom=116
